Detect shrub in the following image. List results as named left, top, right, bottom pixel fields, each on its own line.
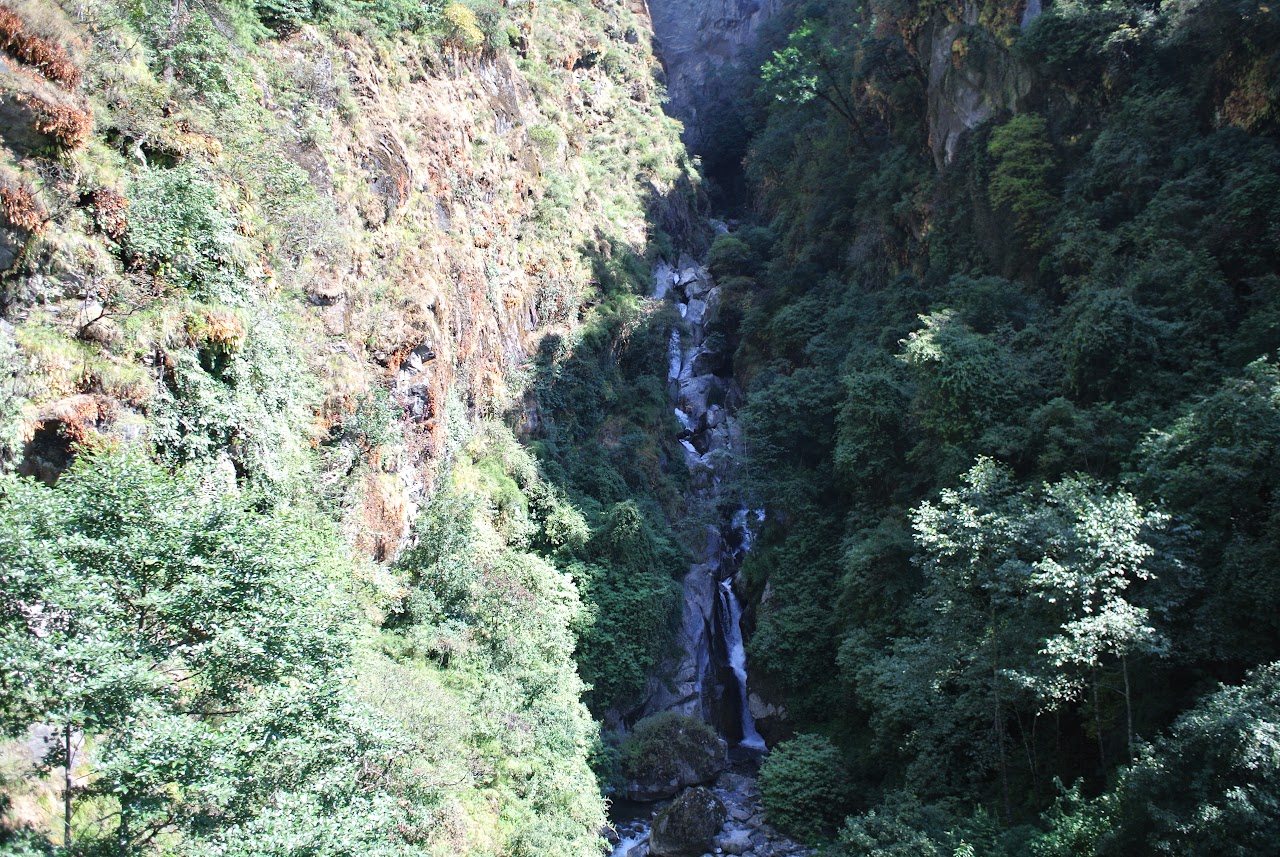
left=90, top=186, right=128, bottom=239
left=440, top=2, right=483, bottom=50
left=126, top=165, right=243, bottom=303
left=987, top=113, right=1056, bottom=249
left=619, top=712, right=722, bottom=786
left=0, top=173, right=45, bottom=233
left=14, top=91, right=91, bottom=149
left=758, top=733, right=851, bottom=840
left=529, top=123, right=561, bottom=157
left=707, top=234, right=757, bottom=279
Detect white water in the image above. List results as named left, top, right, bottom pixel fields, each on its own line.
left=610, top=832, right=645, bottom=857
left=718, top=579, right=767, bottom=750
left=730, top=507, right=764, bottom=555
left=1021, top=0, right=1042, bottom=27
left=667, top=330, right=682, bottom=382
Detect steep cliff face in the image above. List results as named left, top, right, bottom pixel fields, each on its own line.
left=917, top=2, right=1035, bottom=166
left=0, top=0, right=694, bottom=558
left=0, top=3, right=703, bottom=849
left=646, top=0, right=781, bottom=153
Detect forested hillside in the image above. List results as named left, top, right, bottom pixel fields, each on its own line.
left=714, top=0, right=1280, bottom=852
left=0, top=0, right=700, bottom=851
left=5, top=0, right=1280, bottom=854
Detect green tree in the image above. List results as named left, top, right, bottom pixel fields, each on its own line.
left=863, top=460, right=1163, bottom=808
left=0, top=446, right=427, bottom=853
left=988, top=114, right=1057, bottom=250
left=1035, top=663, right=1280, bottom=856
left=758, top=733, right=851, bottom=840
left=762, top=20, right=870, bottom=146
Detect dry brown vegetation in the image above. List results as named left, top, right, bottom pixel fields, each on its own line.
left=16, top=92, right=92, bottom=148
left=0, top=171, right=45, bottom=233
left=91, top=186, right=129, bottom=239
left=0, top=4, right=80, bottom=89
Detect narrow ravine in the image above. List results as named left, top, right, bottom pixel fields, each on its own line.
left=607, top=251, right=809, bottom=857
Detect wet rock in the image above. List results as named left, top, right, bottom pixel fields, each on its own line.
left=678, top=375, right=722, bottom=418
left=653, top=261, right=676, bottom=298
left=717, top=828, right=753, bottom=855
left=685, top=298, right=709, bottom=326
left=650, top=787, right=727, bottom=857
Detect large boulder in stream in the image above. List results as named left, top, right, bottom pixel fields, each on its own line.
left=621, top=713, right=728, bottom=800
left=649, top=786, right=728, bottom=857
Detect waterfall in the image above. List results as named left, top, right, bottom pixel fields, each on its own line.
left=640, top=253, right=773, bottom=746
left=717, top=577, right=766, bottom=750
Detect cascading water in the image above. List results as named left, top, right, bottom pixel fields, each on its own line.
left=648, top=248, right=771, bottom=748
left=718, top=578, right=766, bottom=750
left=606, top=256, right=810, bottom=857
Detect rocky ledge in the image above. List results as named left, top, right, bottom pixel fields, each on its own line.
left=612, top=768, right=812, bottom=857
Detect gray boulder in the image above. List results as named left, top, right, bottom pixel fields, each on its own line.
left=622, top=712, right=727, bottom=801
left=649, top=787, right=727, bottom=857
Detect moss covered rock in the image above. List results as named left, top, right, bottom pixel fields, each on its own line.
left=621, top=712, right=727, bottom=800
left=649, top=786, right=728, bottom=857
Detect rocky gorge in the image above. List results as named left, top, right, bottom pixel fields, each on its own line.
left=603, top=248, right=807, bottom=857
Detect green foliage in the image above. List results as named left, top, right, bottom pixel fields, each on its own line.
left=0, top=447, right=439, bottom=854
left=757, top=733, right=851, bottom=840
left=836, top=791, right=1004, bottom=857
left=528, top=284, right=686, bottom=714
left=898, top=310, right=1028, bottom=443
left=729, top=0, right=1280, bottom=844
left=335, top=387, right=400, bottom=452
left=706, top=234, right=758, bottom=279
left=386, top=422, right=607, bottom=855
left=528, top=123, right=562, bottom=157
left=857, top=461, right=1165, bottom=804
left=1035, top=663, right=1280, bottom=855
left=618, top=712, right=720, bottom=786
left=150, top=306, right=317, bottom=489
left=1139, top=358, right=1280, bottom=661
left=126, top=166, right=245, bottom=304
left=987, top=114, right=1057, bottom=249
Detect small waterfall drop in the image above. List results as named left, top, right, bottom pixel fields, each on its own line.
left=636, top=252, right=775, bottom=744
left=717, top=578, right=766, bottom=750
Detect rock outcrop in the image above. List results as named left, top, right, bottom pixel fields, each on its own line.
left=645, top=0, right=780, bottom=152
left=916, top=1, right=1035, bottom=167
left=611, top=768, right=814, bottom=857
left=621, top=713, right=728, bottom=801
left=649, top=787, right=728, bottom=857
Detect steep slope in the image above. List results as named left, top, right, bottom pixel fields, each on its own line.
left=705, top=0, right=1280, bottom=850
left=0, top=0, right=705, bottom=852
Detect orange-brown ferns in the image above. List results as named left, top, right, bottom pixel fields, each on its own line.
left=91, top=187, right=128, bottom=239
left=0, top=173, right=45, bottom=233
left=15, top=91, right=92, bottom=148
left=0, top=5, right=80, bottom=89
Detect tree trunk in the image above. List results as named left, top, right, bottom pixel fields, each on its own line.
left=64, top=723, right=73, bottom=847
left=1123, top=655, right=1134, bottom=760
left=1092, top=668, right=1104, bottom=769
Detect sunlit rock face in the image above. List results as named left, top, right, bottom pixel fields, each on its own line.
left=916, top=1, right=1036, bottom=167
left=645, top=0, right=781, bottom=151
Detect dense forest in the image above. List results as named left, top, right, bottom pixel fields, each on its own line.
left=716, top=0, right=1280, bottom=853
left=3, top=0, right=1280, bottom=854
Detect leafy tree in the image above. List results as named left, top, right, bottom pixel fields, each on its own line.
left=862, top=460, right=1164, bottom=807
left=758, top=733, right=851, bottom=840
left=1035, top=663, right=1280, bottom=856
left=762, top=19, right=870, bottom=146
left=0, top=446, right=422, bottom=853
left=988, top=114, right=1058, bottom=250
left=1140, top=358, right=1280, bottom=662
